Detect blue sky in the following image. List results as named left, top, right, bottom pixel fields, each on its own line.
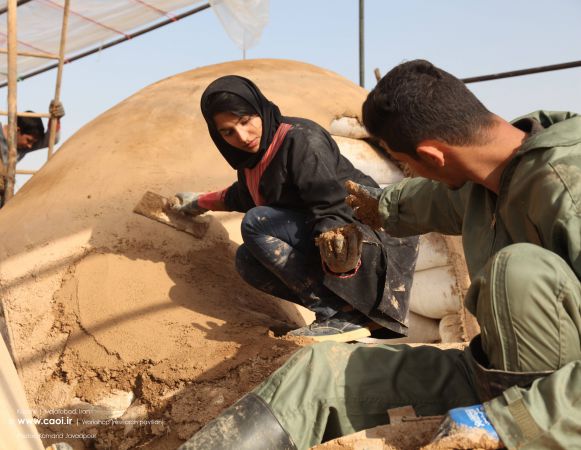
left=3, top=0, right=581, bottom=189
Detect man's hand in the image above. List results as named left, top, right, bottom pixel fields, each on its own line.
left=344, top=180, right=383, bottom=230
left=316, top=224, right=363, bottom=274
left=49, top=100, right=65, bottom=119
left=423, top=404, right=502, bottom=449
left=169, top=192, right=208, bottom=217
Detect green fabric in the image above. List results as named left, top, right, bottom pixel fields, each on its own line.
left=467, top=243, right=581, bottom=372
left=377, top=110, right=581, bottom=282
left=475, top=244, right=581, bottom=449
left=253, top=342, right=479, bottom=450
left=376, top=111, right=581, bottom=448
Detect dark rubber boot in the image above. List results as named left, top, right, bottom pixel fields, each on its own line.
left=178, top=393, right=297, bottom=450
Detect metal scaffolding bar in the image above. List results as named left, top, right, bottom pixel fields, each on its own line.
left=462, top=60, right=581, bottom=84
left=359, top=0, right=365, bottom=88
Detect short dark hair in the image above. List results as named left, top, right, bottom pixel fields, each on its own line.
left=204, top=91, right=258, bottom=119
left=17, top=112, right=45, bottom=141
left=362, top=59, right=495, bottom=157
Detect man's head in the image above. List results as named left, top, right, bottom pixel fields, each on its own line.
left=363, top=59, right=495, bottom=160
left=16, top=114, right=45, bottom=151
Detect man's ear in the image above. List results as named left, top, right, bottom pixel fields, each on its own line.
left=416, top=143, right=445, bottom=167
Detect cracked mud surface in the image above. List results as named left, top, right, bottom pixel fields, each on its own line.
left=35, top=243, right=308, bottom=449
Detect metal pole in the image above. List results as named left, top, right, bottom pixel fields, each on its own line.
left=4, top=0, right=18, bottom=202
left=359, top=0, right=364, bottom=87
left=47, top=0, right=70, bottom=159
left=461, top=59, right=581, bottom=84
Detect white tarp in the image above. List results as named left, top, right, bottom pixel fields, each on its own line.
left=209, top=0, right=268, bottom=51
left=0, top=0, right=269, bottom=85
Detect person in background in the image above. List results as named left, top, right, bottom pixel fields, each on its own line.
left=0, top=100, right=65, bottom=206
left=172, top=75, right=418, bottom=343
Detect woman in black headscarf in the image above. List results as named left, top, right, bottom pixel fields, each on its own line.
left=173, top=75, right=418, bottom=342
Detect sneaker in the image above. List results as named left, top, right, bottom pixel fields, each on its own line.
left=286, top=312, right=371, bottom=343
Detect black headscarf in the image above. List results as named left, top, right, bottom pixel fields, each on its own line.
left=200, top=75, right=283, bottom=169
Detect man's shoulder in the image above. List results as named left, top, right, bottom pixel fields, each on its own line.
left=517, top=111, right=581, bottom=154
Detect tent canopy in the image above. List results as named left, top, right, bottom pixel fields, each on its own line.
left=0, top=0, right=269, bottom=86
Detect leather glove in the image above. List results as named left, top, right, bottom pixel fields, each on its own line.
left=424, top=404, right=502, bottom=449
left=49, top=100, right=65, bottom=119
left=316, top=224, right=363, bottom=274
left=344, top=180, right=383, bottom=230
left=170, top=192, right=208, bottom=217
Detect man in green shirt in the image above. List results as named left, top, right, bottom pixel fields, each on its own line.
left=180, top=60, right=580, bottom=450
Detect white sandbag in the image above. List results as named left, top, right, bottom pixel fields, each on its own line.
left=404, top=311, right=441, bottom=343
left=334, top=135, right=404, bottom=186
left=329, top=116, right=370, bottom=139
left=415, top=233, right=450, bottom=272
left=409, top=266, right=462, bottom=319
left=439, top=313, right=465, bottom=343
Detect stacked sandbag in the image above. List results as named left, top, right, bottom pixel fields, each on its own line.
left=331, top=125, right=478, bottom=344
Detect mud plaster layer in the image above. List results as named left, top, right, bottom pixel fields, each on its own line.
left=38, top=243, right=308, bottom=449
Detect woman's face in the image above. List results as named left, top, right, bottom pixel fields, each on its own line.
left=213, top=112, right=263, bottom=153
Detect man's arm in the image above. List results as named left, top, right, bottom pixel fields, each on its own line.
left=346, top=177, right=467, bottom=237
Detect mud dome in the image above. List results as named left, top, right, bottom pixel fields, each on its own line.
left=0, top=59, right=388, bottom=449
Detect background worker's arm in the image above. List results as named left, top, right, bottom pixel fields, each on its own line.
left=35, top=100, right=65, bottom=150
left=485, top=361, right=581, bottom=449
left=346, top=177, right=467, bottom=237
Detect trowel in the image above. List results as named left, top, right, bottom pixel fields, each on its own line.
left=133, top=191, right=209, bottom=238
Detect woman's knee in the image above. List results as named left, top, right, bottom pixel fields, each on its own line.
left=235, top=244, right=267, bottom=284
left=240, top=206, right=272, bottom=240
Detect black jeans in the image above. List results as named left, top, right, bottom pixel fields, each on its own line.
left=235, top=206, right=345, bottom=320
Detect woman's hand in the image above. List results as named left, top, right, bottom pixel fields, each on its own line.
left=170, top=192, right=208, bottom=217
left=316, top=224, right=363, bottom=274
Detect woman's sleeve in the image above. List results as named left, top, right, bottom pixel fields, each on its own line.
left=288, top=132, right=359, bottom=236
left=223, top=179, right=255, bottom=213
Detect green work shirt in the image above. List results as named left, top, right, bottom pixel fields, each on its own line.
left=377, top=110, right=580, bottom=282
left=377, top=110, right=581, bottom=448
